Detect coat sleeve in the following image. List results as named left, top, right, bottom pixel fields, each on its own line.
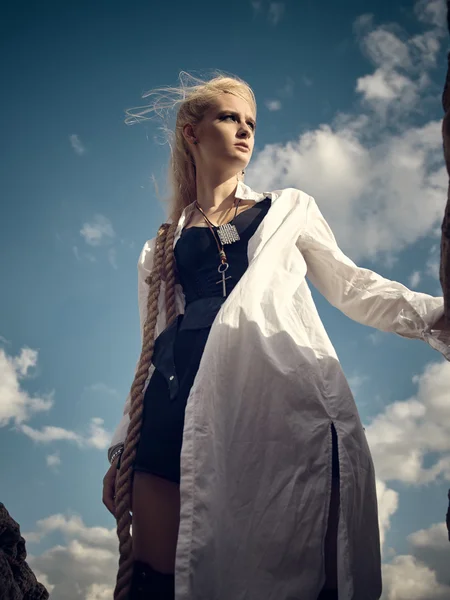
left=298, top=195, right=450, bottom=361
left=107, top=238, right=156, bottom=462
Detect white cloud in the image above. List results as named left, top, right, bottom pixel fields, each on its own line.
left=408, top=522, right=449, bottom=551
left=361, top=28, right=412, bottom=70
left=0, top=344, right=111, bottom=451
left=376, top=479, right=399, bottom=554
left=268, top=2, right=285, bottom=25
left=353, top=9, right=443, bottom=121
left=69, top=134, right=86, bottom=156
left=376, top=485, right=450, bottom=599
left=353, top=13, right=374, bottom=33
left=407, top=522, right=450, bottom=586
left=265, top=99, right=282, bottom=111
left=20, top=417, right=111, bottom=450
left=382, top=554, right=450, bottom=599
left=86, top=583, right=114, bottom=599
left=356, top=68, right=417, bottom=103
left=46, top=452, right=61, bottom=469
left=426, top=246, right=441, bottom=280
left=356, top=476, right=449, bottom=598
left=80, top=215, right=115, bottom=247
left=248, top=119, right=447, bottom=262
left=409, top=270, right=422, bottom=288
left=33, top=570, right=55, bottom=594
left=381, top=519, right=450, bottom=600
left=346, top=373, right=369, bottom=393
left=26, top=514, right=118, bottom=600
left=21, top=424, right=83, bottom=445
left=86, top=417, right=111, bottom=449
left=0, top=346, right=53, bottom=427
left=247, top=3, right=448, bottom=264
left=427, top=258, right=440, bottom=280
left=13, top=347, right=38, bottom=376
left=410, top=30, right=441, bottom=68
left=25, top=514, right=117, bottom=547
left=365, top=360, right=450, bottom=484
left=414, top=0, right=447, bottom=29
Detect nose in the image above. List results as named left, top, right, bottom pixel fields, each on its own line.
left=238, top=125, right=251, bottom=139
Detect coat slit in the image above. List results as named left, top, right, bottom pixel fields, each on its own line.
left=322, top=422, right=340, bottom=591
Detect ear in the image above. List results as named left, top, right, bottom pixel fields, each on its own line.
left=183, top=123, right=196, bottom=146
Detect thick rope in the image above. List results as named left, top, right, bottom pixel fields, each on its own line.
left=164, top=223, right=178, bottom=327
left=113, top=223, right=177, bottom=600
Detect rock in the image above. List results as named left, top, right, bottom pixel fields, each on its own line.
left=0, top=503, right=49, bottom=600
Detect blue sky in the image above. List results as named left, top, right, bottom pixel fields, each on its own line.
left=1, top=0, right=450, bottom=598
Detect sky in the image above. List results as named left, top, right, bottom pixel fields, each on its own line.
left=1, top=0, right=450, bottom=598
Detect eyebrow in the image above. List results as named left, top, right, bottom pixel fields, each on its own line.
left=218, top=110, right=257, bottom=128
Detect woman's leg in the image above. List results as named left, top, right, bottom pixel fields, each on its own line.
left=131, top=471, right=180, bottom=574
left=320, top=424, right=340, bottom=596
left=322, top=476, right=340, bottom=591
left=130, top=471, right=179, bottom=599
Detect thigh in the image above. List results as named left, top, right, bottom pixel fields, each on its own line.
left=132, top=471, right=181, bottom=575
left=323, top=477, right=340, bottom=590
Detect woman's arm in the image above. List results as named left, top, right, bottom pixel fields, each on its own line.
left=297, top=195, right=450, bottom=361
left=106, top=238, right=157, bottom=462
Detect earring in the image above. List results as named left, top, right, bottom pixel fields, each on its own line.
left=193, top=139, right=198, bottom=145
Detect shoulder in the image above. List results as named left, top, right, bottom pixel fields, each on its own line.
left=262, top=187, right=314, bottom=213
left=137, top=237, right=157, bottom=275
left=262, top=186, right=313, bottom=204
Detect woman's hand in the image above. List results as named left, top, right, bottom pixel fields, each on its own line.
left=432, top=314, right=450, bottom=331
left=103, top=457, right=119, bottom=517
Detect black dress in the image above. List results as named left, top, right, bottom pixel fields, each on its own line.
left=133, top=197, right=272, bottom=483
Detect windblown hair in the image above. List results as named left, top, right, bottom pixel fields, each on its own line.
left=113, top=70, right=256, bottom=600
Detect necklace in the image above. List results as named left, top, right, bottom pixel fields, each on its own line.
left=195, top=197, right=242, bottom=297
left=195, top=198, right=241, bottom=245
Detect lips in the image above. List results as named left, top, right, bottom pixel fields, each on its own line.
left=235, top=143, right=249, bottom=150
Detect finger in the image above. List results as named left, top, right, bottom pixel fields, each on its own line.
left=102, top=491, right=116, bottom=516
left=103, top=478, right=116, bottom=516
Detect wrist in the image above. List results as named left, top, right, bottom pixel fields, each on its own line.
left=109, top=444, right=124, bottom=465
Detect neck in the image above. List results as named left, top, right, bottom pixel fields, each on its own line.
left=195, top=171, right=241, bottom=213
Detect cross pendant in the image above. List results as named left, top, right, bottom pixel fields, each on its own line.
left=216, top=271, right=232, bottom=297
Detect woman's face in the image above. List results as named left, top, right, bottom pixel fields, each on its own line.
left=185, top=93, right=256, bottom=177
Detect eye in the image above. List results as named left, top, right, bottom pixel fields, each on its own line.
left=221, top=114, right=255, bottom=131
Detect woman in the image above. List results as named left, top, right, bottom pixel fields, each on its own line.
left=102, top=72, right=450, bottom=600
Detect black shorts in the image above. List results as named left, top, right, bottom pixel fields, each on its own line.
left=133, top=316, right=211, bottom=484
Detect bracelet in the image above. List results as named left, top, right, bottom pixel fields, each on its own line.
left=108, top=444, right=123, bottom=463
left=109, top=445, right=124, bottom=465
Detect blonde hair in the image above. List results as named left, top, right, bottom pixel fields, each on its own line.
left=113, top=70, right=256, bottom=600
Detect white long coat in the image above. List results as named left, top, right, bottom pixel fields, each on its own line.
left=109, top=182, right=449, bottom=600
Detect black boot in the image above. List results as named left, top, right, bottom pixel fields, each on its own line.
left=317, top=588, right=338, bottom=600
left=130, top=560, right=175, bottom=599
